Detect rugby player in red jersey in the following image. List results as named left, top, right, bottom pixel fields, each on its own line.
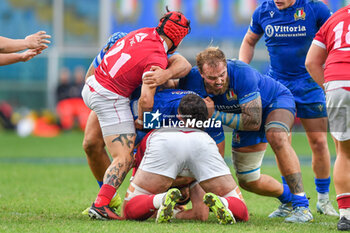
left=306, top=4, right=350, bottom=230
left=81, top=8, right=190, bottom=220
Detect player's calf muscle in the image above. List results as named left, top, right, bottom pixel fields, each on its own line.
left=111, top=133, right=136, bottom=148
left=104, top=161, right=131, bottom=187
left=284, top=172, right=304, bottom=194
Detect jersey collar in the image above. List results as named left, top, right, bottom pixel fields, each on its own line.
left=273, top=0, right=299, bottom=11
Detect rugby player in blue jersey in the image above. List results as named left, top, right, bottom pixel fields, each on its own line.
left=239, top=0, right=338, bottom=217
left=178, top=46, right=312, bottom=222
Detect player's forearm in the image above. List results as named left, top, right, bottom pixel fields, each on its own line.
left=239, top=30, right=261, bottom=64
left=306, top=64, right=325, bottom=89
left=239, top=40, right=255, bottom=64
left=0, top=53, right=26, bottom=66
left=240, top=97, right=262, bottom=131
left=305, top=44, right=327, bottom=89
left=166, top=54, right=192, bottom=79
left=137, top=97, right=154, bottom=121
left=137, top=85, right=156, bottom=121
left=212, top=98, right=262, bottom=131
left=0, top=37, right=29, bottom=53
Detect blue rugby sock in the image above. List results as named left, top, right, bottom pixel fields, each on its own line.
left=315, top=177, right=330, bottom=194
left=97, top=180, right=103, bottom=188
left=277, top=184, right=293, bottom=204
left=291, top=193, right=309, bottom=208
left=281, top=176, right=288, bottom=185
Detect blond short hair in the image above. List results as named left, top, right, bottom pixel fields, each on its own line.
left=196, top=47, right=227, bottom=74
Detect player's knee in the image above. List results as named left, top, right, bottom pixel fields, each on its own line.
left=308, top=134, right=328, bottom=152
left=237, top=172, right=261, bottom=191
left=265, top=130, right=288, bottom=151
left=82, top=136, right=104, bottom=156
left=265, top=121, right=290, bottom=150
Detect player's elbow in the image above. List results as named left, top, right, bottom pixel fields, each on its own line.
left=139, top=95, right=154, bottom=110
left=305, top=59, right=313, bottom=73
left=182, top=59, right=192, bottom=75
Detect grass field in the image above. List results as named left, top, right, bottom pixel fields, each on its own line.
left=0, top=130, right=340, bottom=232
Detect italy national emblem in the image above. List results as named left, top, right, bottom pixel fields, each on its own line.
left=294, top=8, right=306, bottom=20
left=226, top=89, right=237, bottom=101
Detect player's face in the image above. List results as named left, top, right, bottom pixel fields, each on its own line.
left=274, top=0, right=296, bottom=10
left=201, top=61, right=229, bottom=95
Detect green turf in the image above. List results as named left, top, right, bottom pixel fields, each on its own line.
left=0, top=131, right=340, bottom=232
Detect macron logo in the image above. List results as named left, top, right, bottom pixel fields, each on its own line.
left=135, top=33, right=148, bottom=42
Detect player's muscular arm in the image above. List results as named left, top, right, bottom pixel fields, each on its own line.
left=238, top=30, right=262, bottom=64
left=142, top=54, right=191, bottom=88
left=0, top=49, right=40, bottom=66
left=305, top=43, right=328, bottom=89
left=0, top=31, right=51, bottom=53
left=206, top=96, right=262, bottom=131
left=137, top=83, right=157, bottom=122
left=166, top=54, right=192, bottom=79
left=85, top=62, right=95, bottom=81
left=240, top=96, right=262, bottom=131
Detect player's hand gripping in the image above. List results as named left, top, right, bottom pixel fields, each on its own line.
left=142, top=66, right=171, bottom=88
left=203, top=97, right=215, bottom=117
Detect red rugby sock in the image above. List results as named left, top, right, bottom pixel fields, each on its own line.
left=225, top=196, right=249, bottom=222
left=337, top=194, right=350, bottom=209
left=94, top=184, right=116, bottom=207
left=124, top=195, right=156, bottom=220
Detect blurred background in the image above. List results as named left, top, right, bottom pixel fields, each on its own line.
left=0, top=0, right=348, bottom=135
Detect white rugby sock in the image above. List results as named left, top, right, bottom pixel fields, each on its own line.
left=339, top=208, right=350, bottom=220
left=318, top=192, right=329, bottom=201
left=153, top=193, right=166, bottom=209
left=219, top=196, right=229, bottom=208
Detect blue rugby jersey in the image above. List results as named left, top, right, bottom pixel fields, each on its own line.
left=250, top=0, right=331, bottom=79
left=179, top=59, right=295, bottom=148
left=179, top=59, right=292, bottom=114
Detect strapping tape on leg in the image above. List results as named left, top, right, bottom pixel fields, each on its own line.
left=231, top=150, right=265, bottom=183
left=265, top=121, right=290, bottom=135
left=124, top=182, right=152, bottom=201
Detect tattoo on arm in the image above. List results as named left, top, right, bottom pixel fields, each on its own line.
left=240, top=96, right=262, bottom=131
left=112, top=133, right=136, bottom=148
left=284, top=172, right=304, bottom=194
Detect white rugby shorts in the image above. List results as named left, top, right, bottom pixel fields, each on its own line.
left=139, top=127, right=231, bottom=182
left=82, top=75, right=135, bottom=136
left=324, top=80, right=350, bottom=141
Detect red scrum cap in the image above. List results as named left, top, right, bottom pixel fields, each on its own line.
left=156, top=6, right=191, bottom=53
